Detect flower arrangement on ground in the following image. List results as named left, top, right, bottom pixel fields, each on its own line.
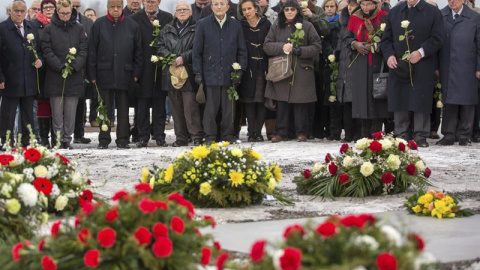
left=146, top=142, right=291, bottom=207
left=405, top=189, right=474, bottom=219
left=2, top=184, right=219, bottom=270
left=0, top=131, right=94, bottom=242
left=230, top=214, right=437, bottom=270
left=294, top=132, right=432, bottom=198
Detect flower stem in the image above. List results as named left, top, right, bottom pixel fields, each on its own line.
left=348, top=53, right=360, bottom=68
left=154, top=65, right=158, bottom=83
left=405, top=29, right=414, bottom=87
left=36, top=68, right=40, bottom=94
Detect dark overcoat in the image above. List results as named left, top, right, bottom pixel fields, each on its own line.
left=381, top=0, right=444, bottom=113
left=87, top=14, right=143, bottom=91
left=131, top=9, right=173, bottom=97
left=192, top=14, right=248, bottom=87
left=239, top=17, right=271, bottom=100
left=336, top=7, right=355, bottom=103
left=41, top=10, right=88, bottom=97
left=0, top=18, right=42, bottom=97
left=439, top=5, right=480, bottom=105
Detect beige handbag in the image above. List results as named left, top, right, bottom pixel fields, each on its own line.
left=265, top=54, right=293, bottom=83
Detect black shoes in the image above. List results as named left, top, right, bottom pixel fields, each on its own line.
left=436, top=138, right=454, bottom=146
left=459, top=139, right=471, bottom=146
left=416, top=139, right=429, bottom=148
left=136, top=140, right=148, bottom=148
left=472, top=134, right=480, bottom=143
left=60, top=142, right=73, bottom=150
left=171, top=141, right=188, bottom=147
left=74, top=137, right=91, bottom=144
left=193, top=139, right=203, bottom=146
left=117, top=143, right=130, bottom=149
left=97, top=143, right=108, bottom=149
left=156, top=139, right=167, bottom=147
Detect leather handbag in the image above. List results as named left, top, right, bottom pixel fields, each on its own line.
left=264, top=98, right=277, bottom=111
left=265, top=54, right=293, bottom=83
left=372, top=61, right=388, bottom=99
left=196, top=83, right=206, bottom=104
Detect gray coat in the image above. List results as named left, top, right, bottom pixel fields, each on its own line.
left=439, top=5, right=480, bottom=105
left=264, top=20, right=322, bottom=103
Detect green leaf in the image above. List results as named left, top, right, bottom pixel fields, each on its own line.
left=373, top=36, right=381, bottom=43
left=399, top=35, right=405, bottom=41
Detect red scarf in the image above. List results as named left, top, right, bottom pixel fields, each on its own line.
left=36, top=11, right=51, bottom=26
left=107, top=12, right=125, bottom=22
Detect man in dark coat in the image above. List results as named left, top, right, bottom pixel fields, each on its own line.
left=191, top=0, right=210, bottom=22
left=131, top=0, right=173, bottom=147
left=123, top=0, right=141, bottom=16
left=199, top=0, right=238, bottom=19
left=193, top=0, right=247, bottom=142
left=87, top=0, right=143, bottom=149
left=381, top=0, right=444, bottom=147
left=0, top=0, right=43, bottom=148
left=436, top=1, right=480, bottom=146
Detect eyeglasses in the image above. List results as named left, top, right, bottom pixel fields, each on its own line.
left=284, top=7, right=296, bottom=12
left=58, top=11, right=71, bottom=16
left=176, top=8, right=189, bottom=12
left=30, top=7, right=40, bottom=11
left=72, top=5, right=81, bottom=8
left=43, top=5, right=55, bottom=10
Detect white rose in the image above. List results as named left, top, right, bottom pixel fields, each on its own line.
left=69, top=47, right=77, bottom=55
left=34, top=165, right=48, bottom=178
left=354, top=235, right=379, bottom=250
left=26, top=33, right=35, bottom=42
left=355, top=138, right=372, bottom=150
left=342, top=156, right=354, bottom=168
left=387, top=154, right=401, bottom=170
left=394, top=137, right=407, bottom=147
left=232, top=62, right=241, bottom=70
left=328, top=54, right=335, bottom=62
left=415, top=160, right=425, bottom=172
left=17, top=183, right=38, bottom=207
left=51, top=184, right=60, bottom=197
left=436, top=100, right=443, bottom=108
left=151, top=55, right=159, bottom=63
left=312, top=163, right=324, bottom=173
left=400, top=20, right=410, bottom=29
left=380, top=225, right=402, bottom=247
left=414, top=252, right=437, bottom=270
left=380, top=23, right=386, bottom=31
left=9, top=155, right=24, bottom=167
left=360, top=162, right=374, bottom=177
left=328, top=95, right=337, bottom=102
left=72, top=172, right=82, bottom=184
left=152, top=19, right=160, bottom=27
left=272, top=249, right=284, bottom=270
left=295, top=22, right=303, bottom=30
left=101, top=124, right=109, bottom=132
left=379, top=139, right=393, bottom=150
left=300, top=1, right=308, bottom=8
left=55, top=195, right=69, bottom=211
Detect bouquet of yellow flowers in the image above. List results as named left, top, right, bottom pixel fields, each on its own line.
left=405, top=189, right=473, bottom=219
left=143, top=142, right=292, bottom=207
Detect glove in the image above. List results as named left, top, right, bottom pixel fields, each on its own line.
left=352, top=41, right=370, bottom=55
left=194, top=73, right=202, bottom=85
left=292, top=46, right=302, bottom=56
left=232, top=70, right=243, bottom=86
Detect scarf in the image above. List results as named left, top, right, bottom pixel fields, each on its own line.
left=36, top=11, right=51, bottom=26
left=329, top=14, right=339, bottom=22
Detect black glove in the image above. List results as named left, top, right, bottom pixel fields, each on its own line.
left=292, top=46, right=302, bottom=56
left=352, top=41, right=370, bottom=55
left=232, top=70, right=243, bottom=86
left=194, top=73, right=202, bottom=85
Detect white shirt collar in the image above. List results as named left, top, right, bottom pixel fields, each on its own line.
left=215, top=14, right=227, bottom=28
left=452, top=5, right=464, bottom=19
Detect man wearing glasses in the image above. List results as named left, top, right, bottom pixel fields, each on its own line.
left=0, top=0, right=43, bottom=149
left=27, top=0, right=41, bottom=21
left=131, top=0, right=173, bottom=147
left=124, top=0, right=142, bottom=16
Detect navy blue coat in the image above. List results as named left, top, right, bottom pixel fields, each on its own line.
left=0, top=18, right=42, bottom=97
left=192, top=14, right=248, bottom=87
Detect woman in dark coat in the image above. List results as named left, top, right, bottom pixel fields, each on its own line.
left=41, top=0, right=87, bottom=149
left=238, top=0, right=272, bottom=142
left=344, top=0, right=389, bottom=138
left=264, top=0, right=322, bottom=143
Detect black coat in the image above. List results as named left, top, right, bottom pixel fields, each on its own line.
left=336, top=7, right=354, bottom=103
left=381, top=0, right=444, bottom=113
left=0, top=18, right=42, bottom=97
left=192, top=14, right=248, bottom=87
left=87, top=14, right=143, bottom=91
left=239, top=17, right=271, bottom=99
left=131, top=9, right=173, bottom=97
left=41, top=10, right=88, bottom=97
left=77, top=14, right=95, bottom=98
left=158, top=17, right=197, bottom=92
left=191, top=3, right=203, bottom=22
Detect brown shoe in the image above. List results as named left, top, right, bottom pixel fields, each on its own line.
left=297, top=135, right=307, bottom=142
left=271, top=135, right=284, bottom=143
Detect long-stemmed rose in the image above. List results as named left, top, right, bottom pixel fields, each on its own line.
left=26, top=33, right=40, bottom=94
left=92, top=82, right=110, bottom=132
left=61, top=47, right=77, bottom=102
left=399, top=20, right=413, bottom=86
left=227, top=62, right=241, bottom=122
left=348, top=23, right=385, bottom=68
left=288, top=23, right=305, bottom=85
left=327, top=54, right=338, bottom=102
left=149, top=19, right=160, bottom=47
left=151, top=54, right=177, bottom=83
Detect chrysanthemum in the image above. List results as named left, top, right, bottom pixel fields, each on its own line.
left=272, top=164, right=283, bottom=182
left=165, top=164, right=174, bottom=183
left=249, top=150, right=262, bottom=160
left=229, top=171, right=244, bottom=187
left=17, top=183, right=39, bottom=207
left=230, top=148, right=243, bottom=157
left=191, top=145, right=210, bottom=160
left=199, top=182, right=212, bottom=195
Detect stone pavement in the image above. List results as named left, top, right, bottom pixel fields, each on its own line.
left=204, top=211, right=480, bottom=263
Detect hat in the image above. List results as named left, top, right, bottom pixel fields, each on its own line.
left=282, top=0, right=301, bottom=12
left=41, top=0, right=57, bottom=11
left=169, top=65, right=189, bottom=90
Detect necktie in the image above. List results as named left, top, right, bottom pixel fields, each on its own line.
left=454, top=13, right=459, bottom=22
left=17, top=25, right=23, bottom=37
left=149, top=14, right=156, bottom=22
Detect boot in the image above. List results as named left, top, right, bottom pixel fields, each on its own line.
left=37, top=118, right=51, bottom=148
left=265, top=119, right=276, bottom=141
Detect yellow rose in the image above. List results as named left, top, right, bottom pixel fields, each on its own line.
left=6, top=199, right=21, bottom=215
left=415, top=160, right=425, bottom=172
left=101, top=124, right=109, bottom=132
left=379, top=139, right=393, bottom=150
left=400, top=20, right=410, bottom=29
left=231, top=148, right=243, bottom=157
left=200, top=182, right=212, bottom=195
left=34, top=165, right=48, bottom=178
left=412, top=205, right=422, bottom=213
left=387, top=154, right=401, bottom=170
left=445, top=196, right=454, bottom=204
left=436, top=100, right=443, bottom=108
left=342, top=156, right=354, bottom=168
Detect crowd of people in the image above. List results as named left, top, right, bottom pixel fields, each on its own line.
left=0, top=0, right=479, bottom=150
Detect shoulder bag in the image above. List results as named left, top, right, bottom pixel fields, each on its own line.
left=372, top=61, right=388, bottom=99
left=265, top=53, right=293, bottom=83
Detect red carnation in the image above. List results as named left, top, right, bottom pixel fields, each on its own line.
left=41, top=256, right=57, bottom=270
left=138, top=197, right=157, bottom=214
left=170, top=216, right=185, bottom=234
left=339, top=173, right=349, bottom=185
left=424, top=167, right=432, bottom=178
left=369, top=140, right=383, bottom=152
left=358, top=214, right=376, bottom=226
left=112, top=190, right=129, bottom=201
left=152, top=222, right=169, bottom=239
left=33, top=178, right=53, bottom=195
left=152, top=237, right=173, bottom=258
left=325, top=153, right=332, bottom=163
left=408, top=140, right=418, bottom=150
left=200, top=247, right=212, bottom=266
left=97, top=227, right=116, bottom=248
left=133, top=226, right=152, bottom=246
left=84, top=249, right=100, bottom=268
left=134, top=183, right=152, bottom=193
left=382, top=172, right=395, bottom=184
left=204, top=215, right=216, bottom=228
left=303, top=169, right=311, bottom=179
left=315, top=222, right=337, bottom=238
left=279, top=247, right=302, bottom=270
left=51, top=221, right=61, bottom=238
left=398, top=142, right=406, bottom=152
left=38, top=239, right=46, bottom=252
left=372, top=131, right=384, bottom=140
left=283, top=224, right=305, bottom=239
left=12, top=242, right=23, bottom=261
left=0, top=154, right=14, bottom=165
left=250, top=240, right=266, bottom=263
left=328, top=162, right=338, bottom=175
left=408, top=233, right=425, bottom=251
left=213, top=241, right=221, bottom=251
left=155, top=200, right=168, bottom=210
left=79, top=190, right=93, bottom=207
left=178, top=199, right=195, bottom=219
left=105, top=208, right=119, bottom=222
left=167, top=192, right=185, bottom=202
left=215, top=252, right=230, bottom=270
left=406, top=163, right=416, bottom=175
left=82, top=202, right=95, bottom=215
left=339, top=143, right=349, bottom=154
left=24, top=148, right=41, bottom=162
left=340, top=214, right=374, bottom=229
left=376, top=253, right=398, bottom=270
left=77, top=229, right=91, bottom=244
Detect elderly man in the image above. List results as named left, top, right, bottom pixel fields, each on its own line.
left=131, top=0, right=173, bottom=147
left=0, top=0, right=43, bottom=148
left=84, top=8, right=97, bottom=21
left=435, top=0, right=480, bottom=146
left=124, top=0, right=142, bottom=16
left=191, top=0, right=210, bottom=21
left=88, top=0, right=143, bottom=149
left=381, top=0, right=444, bottom=147
left=193, top=0, right=247, bottom=142
left=27, top=0, right=41, bottom=21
